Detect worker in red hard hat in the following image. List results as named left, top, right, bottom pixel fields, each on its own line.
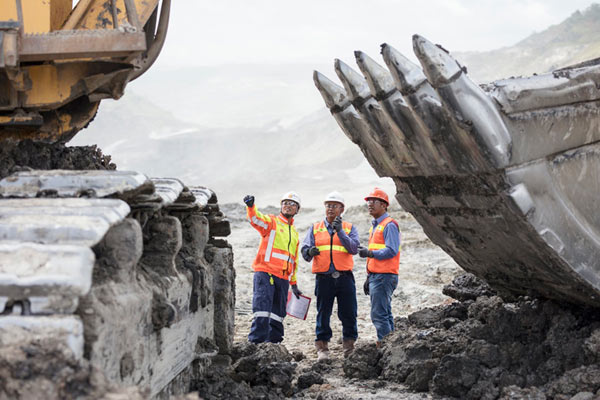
left=301, top=191, right=360, bottom=361
left=243, top=191, right=303, bottom=343
left=358, top=187, right=401, bottom=347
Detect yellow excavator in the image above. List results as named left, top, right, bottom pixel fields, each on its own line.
left=0, top=0, right=170, bottom=143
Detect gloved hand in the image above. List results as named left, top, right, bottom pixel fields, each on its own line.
left=291, top=284, right=302, bottom=299
left=308, top=246, right=320, bottom=257
left=243, top=195, right=255, bottom=208
left=358, top=247, right=374, bottom=258
left=363, top=275, right=370, bottom=295
left=332, top=216, right=342, bottom=232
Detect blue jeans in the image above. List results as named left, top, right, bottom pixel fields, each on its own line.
left=248, top=272, right=289, bottom=343
left=314, top=272, right=358, bottom=342
left=369, top=273, right=398, bottom=340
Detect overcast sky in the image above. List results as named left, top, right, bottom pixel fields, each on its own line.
left=155, top=0, right=598, bottom=68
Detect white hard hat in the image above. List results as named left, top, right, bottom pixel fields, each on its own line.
left=281, top=191, right=301, bottom=207
left=324, top=191, right=345, bottom=207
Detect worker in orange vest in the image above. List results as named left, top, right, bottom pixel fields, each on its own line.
left=358, top=187, right=400, bottom=346
left=244, top=192, right=302, bottom=343
left=301, top=191, right=360, bottom=360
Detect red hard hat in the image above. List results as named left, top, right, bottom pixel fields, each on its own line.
left=364, top=187, right=389, bottom=204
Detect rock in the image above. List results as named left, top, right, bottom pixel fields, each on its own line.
left=443, top=273, right=496, bottom=302
left=292, top=351, right=306, bottom=362
left=570, top=392, right=595, bottom=400
left=545, top=365, right=600, bottom=398
left=231, top=343, right=296, bottom=393
left=376, top=293, right=600, bottom=398
left=343, top=343, right=381, bottom=379
left=499, top=385, right=547, bottom=400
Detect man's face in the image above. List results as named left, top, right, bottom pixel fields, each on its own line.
left=366, top=198, right=387, bottom=218
left=281, top=200, right=299, bottom=217
left=324, top=201, right=344, bottom=222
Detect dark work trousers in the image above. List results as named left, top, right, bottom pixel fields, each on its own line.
left=314, top=272, right=358, bottom=342
left=248, top=271, right=289, bottom=343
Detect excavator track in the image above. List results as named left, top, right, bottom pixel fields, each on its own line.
left=0, top=170, right=233, bottom=397
left=315, top=35, right=600, bottom=307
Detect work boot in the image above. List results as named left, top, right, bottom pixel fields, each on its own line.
left=342, top=339, right=355, bottom=358
left=315, top=340, right=329, bottom=361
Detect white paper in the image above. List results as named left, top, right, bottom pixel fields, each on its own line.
left=286, top=292, right=311, bottom=320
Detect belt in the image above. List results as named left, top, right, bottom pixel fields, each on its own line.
left=317, top=270, right=352, bottom=279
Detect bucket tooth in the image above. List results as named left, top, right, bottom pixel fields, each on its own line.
left=409, top=35, right=505, bottom=170
left=313, top=69, right=398, bottom=177
left=381, top=43, right=427, bottom=94
left=313, top=70, right=351, bottom=111
left=413, top=35, right=512, bottom=168
left=412, top=34, right=463, bottom=87
left=355, top=50, right=448, bottom=175
left=334, top=59, right=371, bottom=102
left=354, top=50, right=395, bottom=98
left=335, top=58, right=419, bottom=173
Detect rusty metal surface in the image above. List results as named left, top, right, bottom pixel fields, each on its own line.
left=315, top=35, right=600, bottom=307
left=0, top=170, right=150, bottom=198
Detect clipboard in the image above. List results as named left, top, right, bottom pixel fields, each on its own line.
left=286, top=291, right=311, bottom=320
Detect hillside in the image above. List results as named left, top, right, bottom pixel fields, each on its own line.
left=454, top=3, right=600, bottom=82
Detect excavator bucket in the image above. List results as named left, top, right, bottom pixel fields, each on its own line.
left=315, top=35, right=600, bottom=307
left=0, top=0, right=170, bottom=143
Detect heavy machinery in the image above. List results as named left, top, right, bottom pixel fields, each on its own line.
left=0, top=2, right=236, bottom=399
left=314, top=36, right=600, bottom=308
left=0, top=0, right=170, bottom=142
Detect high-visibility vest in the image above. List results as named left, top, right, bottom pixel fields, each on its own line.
left=247, top=206, right=299, bottom=284
left=367, top=216, right=400, bottom=274
left=311, top=220, right=354, bottom=273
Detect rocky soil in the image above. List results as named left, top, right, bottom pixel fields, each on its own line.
left=0, top=140, right=115, bottom=179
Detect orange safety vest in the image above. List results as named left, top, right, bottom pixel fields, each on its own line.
left=311, top=220, right=354, bottom=273
left=367, top=216, right=400, bottom=274
left=247, top=206, right=299, bottom=284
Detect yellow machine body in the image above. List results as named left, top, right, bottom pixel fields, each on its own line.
left=0, top=0, right=169, bottom=142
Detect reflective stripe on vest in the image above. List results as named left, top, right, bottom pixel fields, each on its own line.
left=311, top=220, right=354, bottom=273
left=252, top=214, right=299, bottom=279
left=367, top=217, right=400, bottom=274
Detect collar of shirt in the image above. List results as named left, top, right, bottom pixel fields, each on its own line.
left=278, top=214, right=293, bottom=225
left=372, top=212, right=389, bottom=228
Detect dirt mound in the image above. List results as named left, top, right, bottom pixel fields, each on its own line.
left=373, top=273, right=600, bottom=399
left=194, top=343, right=297, bottom=399
left=0, top=140, right=115, bottom=180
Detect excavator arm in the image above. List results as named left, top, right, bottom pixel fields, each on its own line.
left=0, top=0, right=170, bottom=143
